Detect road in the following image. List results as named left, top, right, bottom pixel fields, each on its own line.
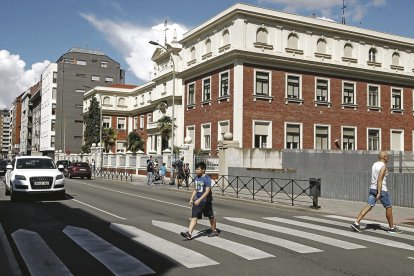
left=1, top=177, right=413, bottom=275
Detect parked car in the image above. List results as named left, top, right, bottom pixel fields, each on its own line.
left=56, top=160, right=71, bottom=177
left=67, top=162, right=92, bottom=179
left=0, top=159, right=8, bottom=176
left=4, top=156, right=65, bottom=201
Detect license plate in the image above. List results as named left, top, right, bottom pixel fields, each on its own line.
left=79, top=169, right=86, bottom=171
left=34, top=181, right=49, bottom=186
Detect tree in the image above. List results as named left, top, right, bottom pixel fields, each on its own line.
left=126, top=131, right=144, bottom=153
left=82, top=96, right=101, bottom=153
left=102, top=128, right=117, bottom=153
left=157, top=115, right=175, bottom=151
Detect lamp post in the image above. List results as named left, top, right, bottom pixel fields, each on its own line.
left=149, top=40, right=176, bottom=182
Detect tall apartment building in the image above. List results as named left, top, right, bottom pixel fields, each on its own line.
left=0, top=108, right=11, bottom=158
left=10, top=93, right=23, bottom=156
left=19, top=89, right=32, bottom=155
left=30, top=83, right=42, bottom=155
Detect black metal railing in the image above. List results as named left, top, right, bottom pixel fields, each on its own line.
left=92, top=168, right=134, bottom=182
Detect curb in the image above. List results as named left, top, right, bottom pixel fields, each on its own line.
left=0, top=223, right=22, bottom=276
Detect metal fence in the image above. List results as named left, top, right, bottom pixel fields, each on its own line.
left=194, top=156, right=219, bottom=171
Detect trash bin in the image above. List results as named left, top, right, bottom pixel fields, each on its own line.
left=309, top=178, right=321, bottom=209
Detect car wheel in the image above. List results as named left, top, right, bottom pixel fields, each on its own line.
left=87, top=175, right=91, bottom=180
left=10, top=185, right=19, bottom=202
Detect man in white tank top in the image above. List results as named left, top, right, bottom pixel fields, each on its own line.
left=351, top=151, right=402, bottom=233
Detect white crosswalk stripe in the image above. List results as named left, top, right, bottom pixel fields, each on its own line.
left=198, top=220, right=322, bottom=253
left=110, top=223, right=219, bottom=268
left=12, top=229, right=72, bottom=276
left=296, top=216, right=414, bottom=242
left=63, top=226, right=155, bottom=276
left=224, top=217, right=365, bottom=250
left=264, top=217, right=414, bottom=251
left=152, top=220, right=274, bottom=260
left=325, top=215, right=414, bottom=233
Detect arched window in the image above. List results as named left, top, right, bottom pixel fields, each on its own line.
left=256, top=27, right=268, bottom=44
left=344, top=43, right=353, bottom=58
left=222, top=29, right=230, bottom=46
left=103, top=96, right=110, bottom=105
left=118, top=98, right=126, bottom=106
left=392, top=52, right=400, bottom=66
left=368, top=48, right=377, bottom=62
left=190, top=46, right=196, bottom=60
left=316, top=38, right=327, bottom=54
left=288, top=33, right=298, bottom=49
left=205, top=39, right=211, bottom=54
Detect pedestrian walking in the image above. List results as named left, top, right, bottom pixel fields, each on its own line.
left=351, top=150, right=402, bottom=233
left=147, top=156, right=154, bottom=185
left=184, top=163, right=191, bottom=187
left=175, top=156, right=185, bottom=189
left=91, top=159, right=96, bottom=172
left=180, top=162, right=219, bottom=240
left=159, top=163, right=167, bottom=184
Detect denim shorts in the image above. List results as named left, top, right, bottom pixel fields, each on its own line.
left=367, top=189, right=391, bottom=208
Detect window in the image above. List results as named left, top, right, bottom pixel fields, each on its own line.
left=368, top=129, right=380, bottom=150
left=315, top=78, right=329, bottom=101
left=205, top=39, right=211, bottom=54
left=75, top=89, right=85, bottom=93
left=316, top=38, right=326, bottom=54
left=133, top=117, right=138, bottom=130
left=102, top=117, right=111, bottom=128
left=344, top=43, right=353, bottom=58
left=51, top=119, right=55, bottom=132
left=315, top=125, right=330, bottom=150
left=147, top=113, right=152, bottom=123
left=117, top=117, right=126, bottom=130
left=101, top=61, right=108, bottom=68
left=202, top=78, right=211, bottom=102
left=91, top=75, right=100, bottom=81
left=368, top=48, right=377, bottom=62
left=343, top=82, right=356, bottom=105
left=52, top=103, right=56, bottom=115
left=285, top=123, right=301, bottom=149
left=140, top=115, right=144, bottom=129
left=254, top=121, right=270, bottom=148
left=391, top=88, right=402, bottom=109
left=201, top=124, right=211, bottom=150
left=286, top=75, right=301, bottom=99
left=255, top=71, right=270, bottom=96
left=116, top=141, right=126, bottom=153
left=105, top=77, right=114, bottom=83
left=218, top=121, right=229, bottom=141
left=256, top=27, right=268, bottom=44
left=76, top=60, right=86, bottom=65
left=187, top=83, right=195, bottom=105
left=220, top=72, right=229, bottom=97
left=53, top=72, right=57, bottom=83
left=187, top=126, right=195, bottom=146
left=52, top=88, right=57, bottom=100
left=367, top=85, right=380, bottom=107
left=222, top=29, right=230, bottom=45
left=118, top=98, right=126, bottom=106
left=287, top=33, right=298, bottom=49
left=342, top=127, right=356, bottom=150
left=103, top=97, right=110, bottom=105
left=392, top=52, right=400, bottom=66
left=51, top=136, right=55, bottom=148
left=190, top=47, right=196, bottom=60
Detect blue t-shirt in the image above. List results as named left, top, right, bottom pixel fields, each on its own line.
left=194, top=174, right=211, bottom=200
left=159, top=166, right=167, bottom=176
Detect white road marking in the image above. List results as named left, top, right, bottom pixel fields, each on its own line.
left=224, top=217, right=365, bottom=250
left=153, top=220, right=274, bottom=260
left=110, top=223, right=218, bottom=268
left=264, top=217, right=414, bottom=252
left=71, top=199, right=126, bottom=220
left=69, top=180, right=189, bottom=208
left=408, top=257, right=414, bottom=260
left=12, top=229, right=72, bottom=276
left=325, top=215, right=414, bottom=233
left=63, top=226, right=154, bottom=276
left=296, top=216, right=414, bottom=242
left=198, top=220, right=321, bottom=254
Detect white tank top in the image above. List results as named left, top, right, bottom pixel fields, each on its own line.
left=370, top=161, right=388, bottom=191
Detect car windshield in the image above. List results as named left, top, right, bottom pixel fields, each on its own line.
left=16, top=158, right=56, bottom=169
left=75, top=163, right=90, bottom=168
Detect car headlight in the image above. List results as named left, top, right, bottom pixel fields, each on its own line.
left=56, top=174, right=64, bottom=180
left=15, top=175, right=26, bottom=180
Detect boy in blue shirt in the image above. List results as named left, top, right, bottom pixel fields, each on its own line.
left=180, top=162, right=219, bottom=240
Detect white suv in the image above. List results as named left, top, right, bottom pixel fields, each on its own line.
left=4, top=156, right=65, bottom=201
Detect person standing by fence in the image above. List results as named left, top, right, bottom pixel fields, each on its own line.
left=159, top=163, right=167, bottom=184
left=146, top=156, right=154, bottom=185
left=351, top=151, right=402, bottom=233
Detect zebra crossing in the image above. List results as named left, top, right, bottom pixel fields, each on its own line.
left=9, top=214, right=414, bottom=275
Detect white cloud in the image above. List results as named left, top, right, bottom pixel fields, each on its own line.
left=0, top=50, right=49, bottom=108
left=80, top=13, right=188, bottom=83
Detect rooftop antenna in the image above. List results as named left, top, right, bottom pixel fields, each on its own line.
left=341, top=0, right=347, bottom=25
left=164, top=18, right=169, bottom=45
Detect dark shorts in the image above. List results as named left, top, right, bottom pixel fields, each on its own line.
left=176, top=172, right=185, bottom=179
left=191, top=200, right=214, bottom=219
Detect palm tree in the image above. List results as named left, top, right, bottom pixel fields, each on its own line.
left=102, top=128, right=117, bottom=153
left=157, top=116, right=174, bottom=150
left=126, top=131, right=144, bottom=153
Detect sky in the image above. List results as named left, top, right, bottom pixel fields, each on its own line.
left=0, top=0, right=413, bottom=108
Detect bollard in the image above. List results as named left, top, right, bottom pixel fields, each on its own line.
left=309, top=178, right=321, bottom=209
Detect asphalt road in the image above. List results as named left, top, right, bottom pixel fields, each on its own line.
left=0, top=177, right=413, bottom=275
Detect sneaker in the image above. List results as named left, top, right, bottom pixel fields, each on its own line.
left=351, top=222, right=361, bottom=232
left=388, top=225, right=403, bottom=234
left=208, top=229, right=220, bottom=237
left=180, top=231, right=192, bottom=240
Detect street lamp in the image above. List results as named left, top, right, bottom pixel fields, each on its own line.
left=149, top=40, right=176, bottom=182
